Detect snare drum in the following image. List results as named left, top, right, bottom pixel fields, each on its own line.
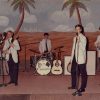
left=42, top=52, right=55, bottom=61
left=36, top=58, right=51, bottom=75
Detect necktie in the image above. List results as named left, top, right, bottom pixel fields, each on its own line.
left=45, top=40, right=48, bottom=52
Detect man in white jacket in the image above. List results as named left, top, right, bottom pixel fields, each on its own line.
left=68, top=24, right=87, bottom=93
left=3, top=31, right=20, bottom=86
left=95, top=35, right=100, bottom=71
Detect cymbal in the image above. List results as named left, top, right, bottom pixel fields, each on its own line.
left=29, top=49, right=40, bottom=54
left=58, top=51, right=65, bottom=53
left=54, top=46, right=64, bottom=50
left=53, top=51, right=65, bottom=54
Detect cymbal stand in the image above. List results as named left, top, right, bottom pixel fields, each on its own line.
left=57, top=48, right=62, bottom=60
left=33, top=53, right=37, bottom=74
left=22, top=42, right=39, bottom=72
left=23, top=44, right=28, bottom=72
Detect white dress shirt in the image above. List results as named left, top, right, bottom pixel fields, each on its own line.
left=3, top=38, right=20, bottom=63
left=71, top=33, right=87, bottom=64
left=39, top=39, right=51, bottom=53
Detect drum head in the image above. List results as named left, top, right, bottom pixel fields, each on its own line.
left=36, top=58, right=51, bottom=75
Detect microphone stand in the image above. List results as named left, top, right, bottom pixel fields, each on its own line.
left=72, top=36, right=82, bottom=96
left=0, top=46, right=7, bottom=87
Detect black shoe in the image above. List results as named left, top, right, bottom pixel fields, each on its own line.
left=7, top=81, right=13, bottom=84
left=15, top=83, right=18, bottom=86
left=68, top=87, right=76, bottom=89
left=78, top=88, right=85, bottom=92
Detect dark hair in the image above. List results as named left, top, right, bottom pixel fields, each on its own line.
left=3, top=32, right=7, bottom=37
left=99, top=27, right=100, bottom=30
left=7, top=30, right=14, bottom=36
left=7, top=30, right=13, bottom=34
left=75, top=24, right=84, bottom=34
left=44, top=33, right=49, bottom=36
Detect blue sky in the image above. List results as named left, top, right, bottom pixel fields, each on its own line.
left=0, top=0, right=100, bottom=32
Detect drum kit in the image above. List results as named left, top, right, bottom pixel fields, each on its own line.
left=29, top=46, right=64, bottom=75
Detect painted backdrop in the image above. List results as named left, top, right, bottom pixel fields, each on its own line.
left=0, top=0, right=100, bottom=32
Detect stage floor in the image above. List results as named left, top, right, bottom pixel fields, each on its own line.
left=0, top=71, right=100, bottom=95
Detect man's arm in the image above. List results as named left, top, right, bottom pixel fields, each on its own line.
left=11, top=40, right=20, bottom=51
left=78, top=35, right=87, bottom=51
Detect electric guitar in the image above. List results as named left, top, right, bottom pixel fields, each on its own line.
left=51, top=52, right=62, bottom=75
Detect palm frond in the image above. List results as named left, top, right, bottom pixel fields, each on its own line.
left=11, top=0, right=20, bottom=7
left=13, top=3, right=19, bottom=11
left=62, top=1, right=70, bottom=10
left=7, top=0, right=10, bottom=2
left=69, top=4, right=76, bottom=17
left=19, top=3, right=23, bottom=13
left=23, top=2, right=30, bottom=13
left=24, top=0, right=35, bottom=9
left=76, top=2, right=88, bottom=12
left=79, top=0, right=91, bottom=1
left=26, top=0, right=35, bottom=3
left=8, top=0, right=35, bottom=12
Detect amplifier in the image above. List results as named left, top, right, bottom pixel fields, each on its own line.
left=64, top=51, right=96, bottom=75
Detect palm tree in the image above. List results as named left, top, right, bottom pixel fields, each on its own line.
left=8, top=0, right=35, bottom=34
left=62, top=0, right=89, bottom=25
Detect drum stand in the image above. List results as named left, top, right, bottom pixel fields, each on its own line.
left=20, top=44, right=28, bottom=72
left=0, top=50, right=7, bottom=87
left=22, top=42, right=39, bottom=72
left=32, top=54, right=38, bottom=74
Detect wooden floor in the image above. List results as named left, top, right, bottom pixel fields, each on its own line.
left=0, top=70, right=100, bottom=100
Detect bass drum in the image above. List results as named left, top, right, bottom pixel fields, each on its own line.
left=36, top=58, right=51, bottom=75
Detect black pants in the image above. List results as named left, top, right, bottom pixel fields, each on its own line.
left=8, top=54, right=19, bottom=84
left=71, top=56, right=87, bottom=89
left=97, top=57, right=100, bottom=71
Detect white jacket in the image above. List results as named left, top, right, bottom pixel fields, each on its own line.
left=95, top=35, right=100, bottom=57
left=71, top=33, right=87, bottom=64
left=3, top=38, right=20, bottom=63
left=39, top=39, right=51, bottom=53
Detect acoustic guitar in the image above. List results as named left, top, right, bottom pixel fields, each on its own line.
left=51, top=52, right=62, bottom=75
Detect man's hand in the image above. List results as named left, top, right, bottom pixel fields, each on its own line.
left=10, top=43, right=14, bottom=48
left=3, top=49, right=9, bottom=54
left=76, top=36, right=80, bottom=43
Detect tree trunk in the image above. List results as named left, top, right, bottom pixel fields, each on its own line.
left=14, top=6, right=24, bottom=35
left=76, top=6, right=82, bottom=25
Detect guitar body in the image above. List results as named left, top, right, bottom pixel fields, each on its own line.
left=51, top=60, right=62, bottom=75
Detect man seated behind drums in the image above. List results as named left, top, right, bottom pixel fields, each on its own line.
left=39, top=33, right=52, bottom=60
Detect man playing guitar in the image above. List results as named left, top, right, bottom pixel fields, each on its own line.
left=3, top=31, right=20, bottom=86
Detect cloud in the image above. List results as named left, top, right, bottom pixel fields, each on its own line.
left=24, top=11, right=37, bottom=24
left=53, top=25, right=73, bottom=32
left=4, top=27, right=14, bottom=32
left=0, top=16, right=9, bottom=27
left=50, top=10, right=69, bottom=24
left=84, top=23, right=96, bottom=32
